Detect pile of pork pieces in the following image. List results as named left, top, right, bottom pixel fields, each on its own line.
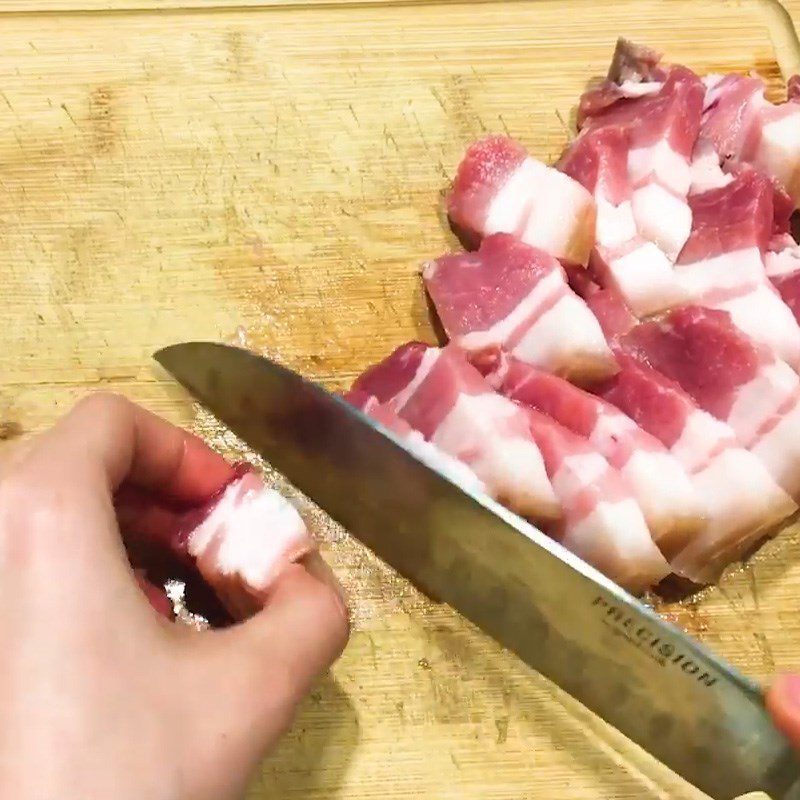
left=120, top=39, right=800, bottom=622
left=346, top=39, right=800, bottom=595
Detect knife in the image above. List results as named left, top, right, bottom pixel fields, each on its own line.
left=155, top=341, right=800, bottom=800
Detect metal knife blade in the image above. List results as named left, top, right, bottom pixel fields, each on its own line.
left=154, top=341, right=800, bottom=800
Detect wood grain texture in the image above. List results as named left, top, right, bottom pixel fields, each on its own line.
left=0, top=1, right=798, bottom=797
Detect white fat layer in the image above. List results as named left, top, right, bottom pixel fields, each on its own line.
left=630, top=183, right=692, bottom=261
left=484, top=157, right=542, bottom=234
left=670, top=409, right=735, bottom=473
left=432, top=393, right=559, bottom=517
left=521, top=167, right=594, bottom=262
left=676, top=247, right=764, bottom=294
left=671, top=447, right=795, bottom=581
left=608, top=240, right=686, bottom=316
left=713, top=283, right=800, bottom=370
left=618, top=80, right=664, bottom=97
left=766, top=241, right=800, bottom=278
left=551, top=451, right=611, bottom=498
left=561, top=500, right=670, bottom=590
left=628, top=140, right=691, bottom=197
left=689, top=139, right=733, bottom=195
left=457, top=268, right=563, bottom=351
left=393, top=347, right=440, bottom=411
left=511, top=291, right=614, bottom=373
left=402, top=429, right=487, bottom=495
left=596, top=199, right=637, bottom=248
left=189, top=475, right=308, bottom=588
left=621, top=450, right=702, bottom=534
left=726, top=360, right=798, bottom=444
left=588, top=410, right=638, bottom=463
left=757, top=111, right=800, bottom=200
left=750, top=398, right=800, bottom=497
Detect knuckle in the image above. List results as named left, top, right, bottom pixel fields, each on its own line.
left=71, top=391, right=130, bottom=421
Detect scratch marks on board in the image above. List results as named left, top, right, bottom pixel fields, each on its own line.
left=88, top=86, right=117, bottom=155
left=60, top=102, right=79, bottom=128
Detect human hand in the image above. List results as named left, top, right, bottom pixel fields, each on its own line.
left=0, top=394, right=349, bottom=800
left=767, top=676, right=800, bottom=749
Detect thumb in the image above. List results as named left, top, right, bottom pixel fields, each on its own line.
left=766, top=675, right=800, bottom=748
left=188, top=557, right=349, bottom=748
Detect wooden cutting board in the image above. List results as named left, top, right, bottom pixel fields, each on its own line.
left=1, top=1, right=799, bottom=797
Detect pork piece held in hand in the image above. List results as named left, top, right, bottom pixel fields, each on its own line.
left=701, top=72, right=800, bottom=207
left=486, top=356, right=702, bottom=558
left=597, top=354, right=796, bottom=584
left=116, top=466, right=315, bottom=620
left=352, top=342, right=560, bottom=522
left=423, top=233, right=616, bottom=384
left=446, top=135, right=596, bottom=265
left=525, top=408, right=670, bottom=593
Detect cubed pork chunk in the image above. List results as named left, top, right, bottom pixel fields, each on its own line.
left=525, top=408, right=670, bottom=593
left=344, top=389, right=486, bottom=495
left=595, top=354, right=796, bottom=583
left=352, top=343, right=560, bottom=521
left=422, top=233, right=616, bottom=383
left=675, top=169, right=800, bottom=368
left=447, top=136, right=596, bottom=265
left=701, top=73, right=800, bottom=207
left=619, top=306, right=800, bottom=499
left=116, top=466, right=316, bottom=620
left=487, top=357, right=702, bottom=557
left=559, top=127, right=688, bottom=316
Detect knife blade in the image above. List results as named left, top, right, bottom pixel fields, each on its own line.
left=154, top=341, right=800, bottom=800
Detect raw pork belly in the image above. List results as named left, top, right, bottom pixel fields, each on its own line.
left=351, top=342, right=560, bottom=521
left=344, top=389, right=486, bottom=494
left=115, top=466, right=315, bottom=620
left=675, top=169, right=800, bottom=367
left=447, top=135, right=596, bottom=265
left=596, top=354, right=796, bottom=583
left=487, top=356, right=701, bottom=557
left=422, top=233, right=616, bottom=383
left=765, top=180, right=800, bottom=323
left=562, top=260, right=639, bottom=340
left=559, top=127, right=688, bottom=316
left=525, top=408, right=670, bottom=592
left=619, top=306, right=800, bottom=498
left=768, top=234, right=800, bottom=322
left=701, top=72, right=800, bottom=206
left=560, top=42, right=704, bottom=316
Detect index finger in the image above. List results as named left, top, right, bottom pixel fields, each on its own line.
left=40, top=392, right=235, bottom=501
